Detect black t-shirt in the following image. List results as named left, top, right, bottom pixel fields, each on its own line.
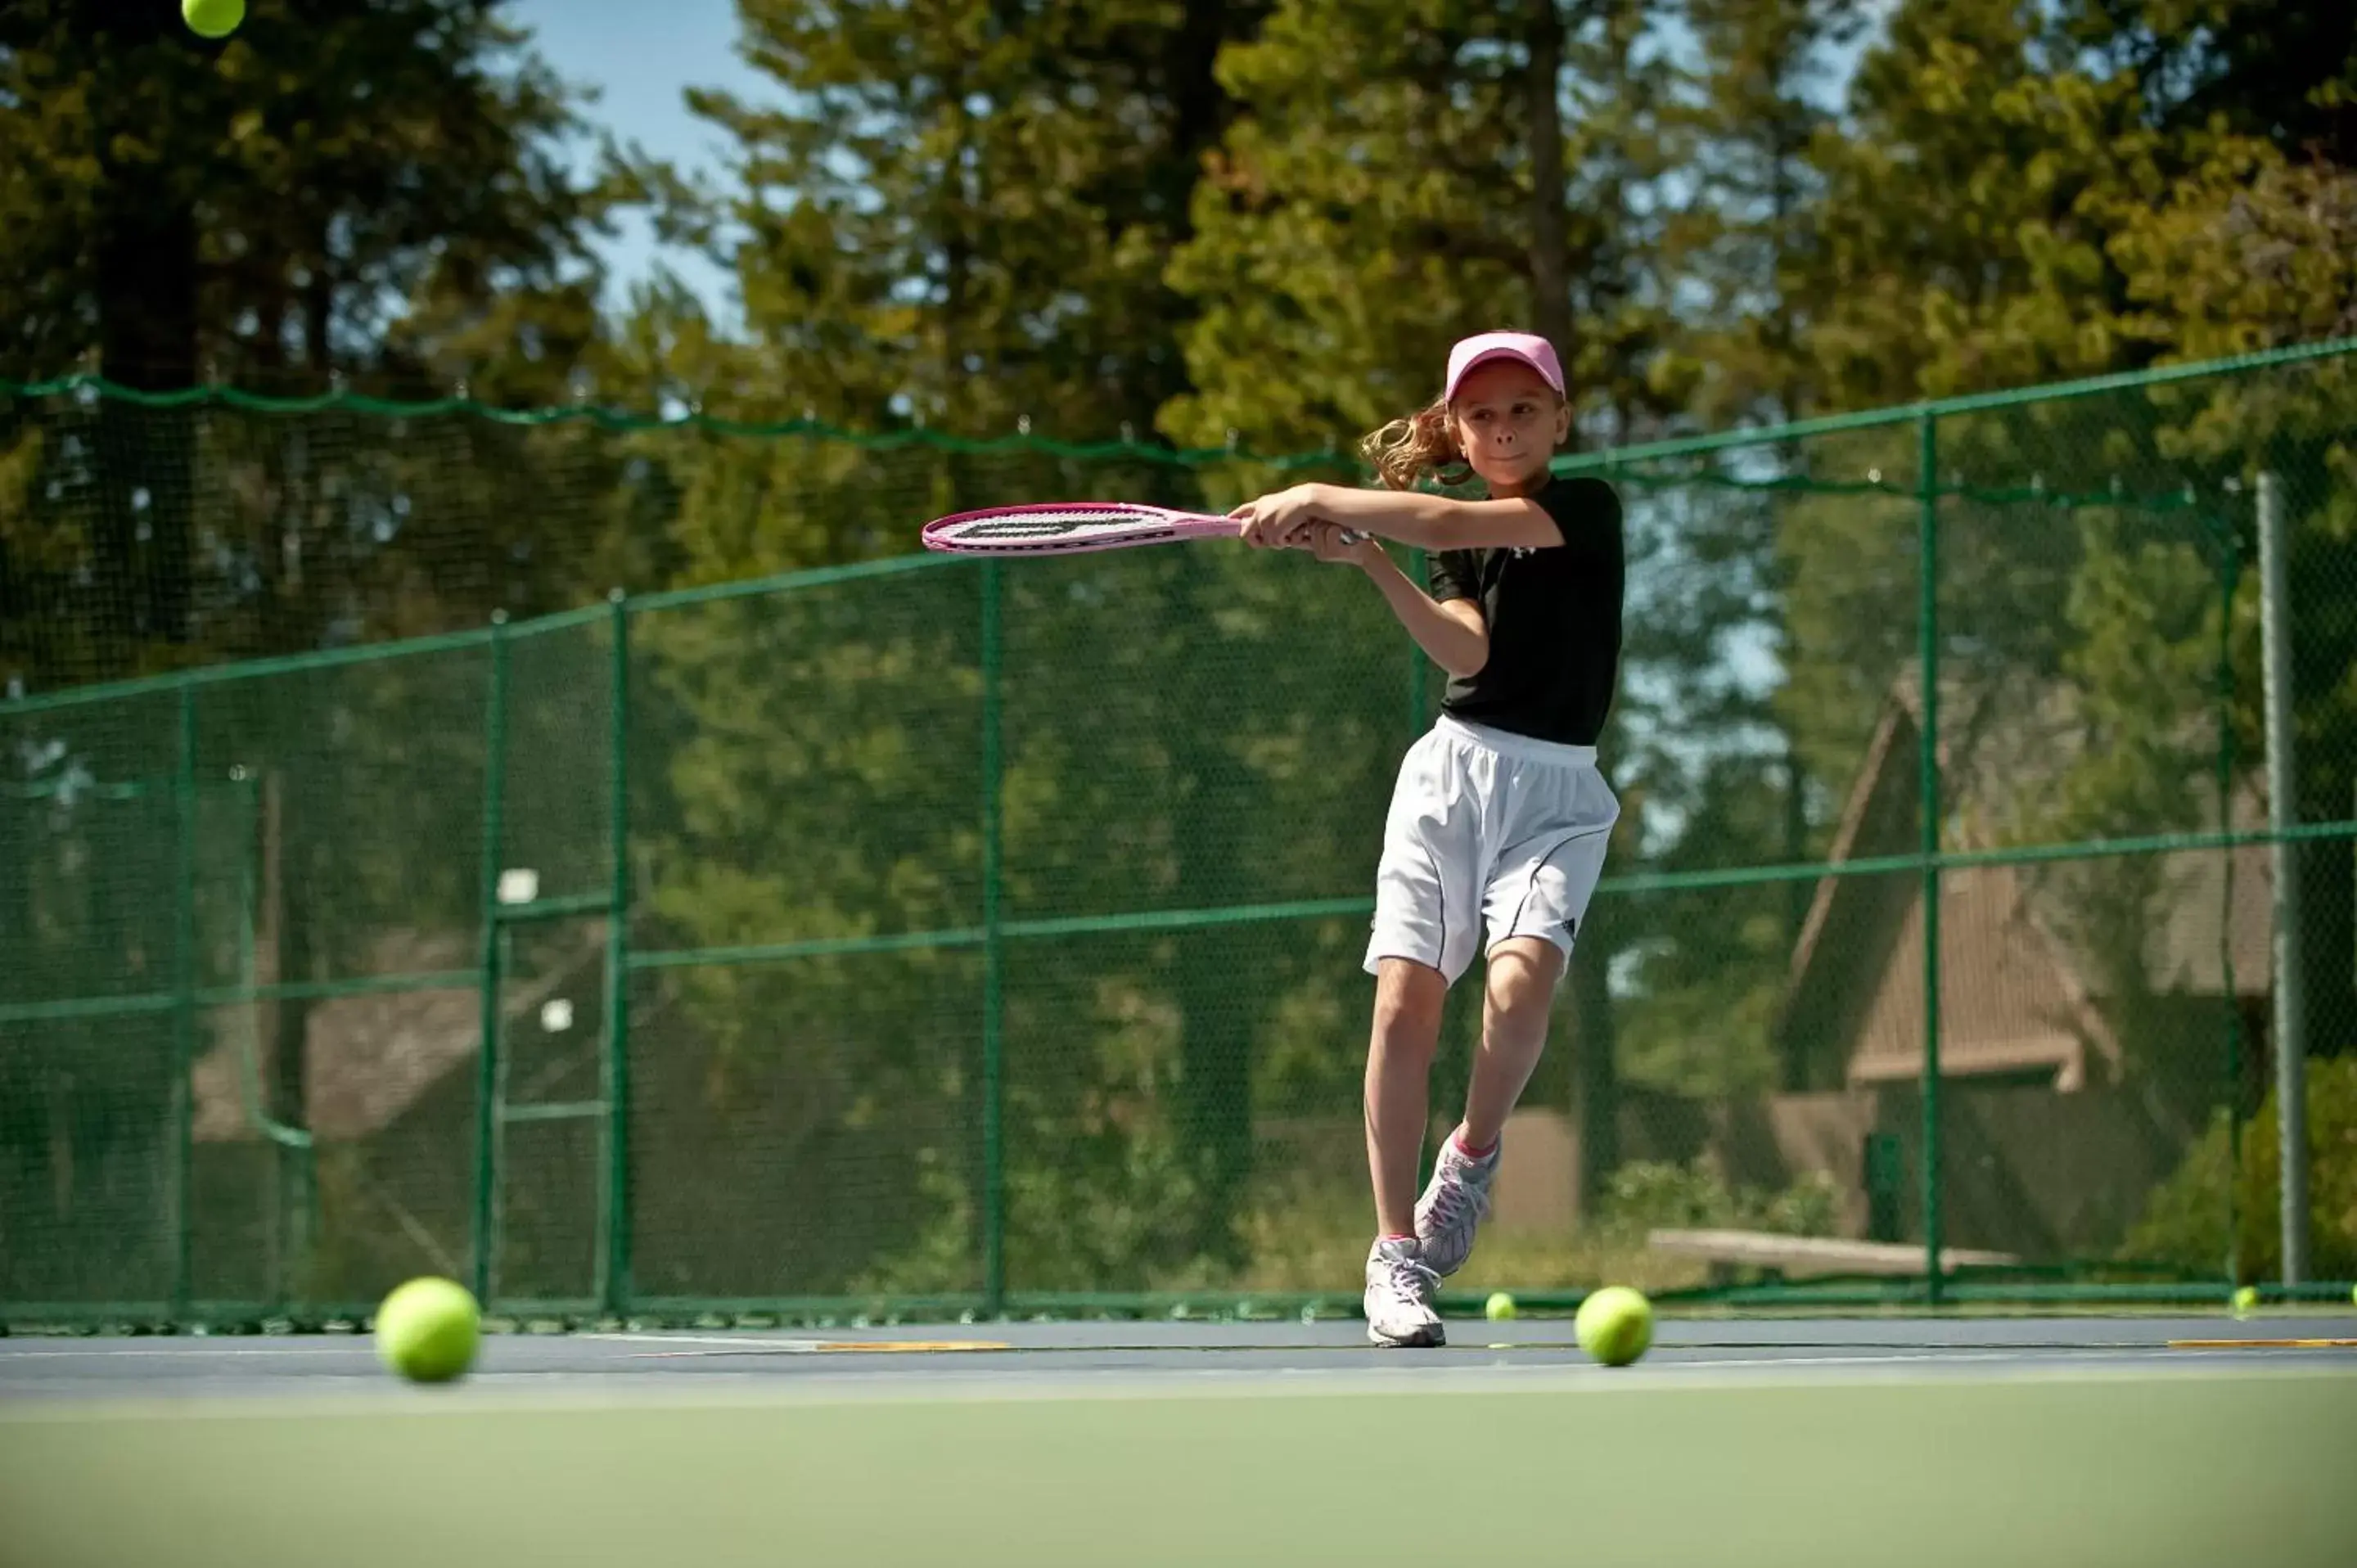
left=1427, top=474, right=1624, bottom=747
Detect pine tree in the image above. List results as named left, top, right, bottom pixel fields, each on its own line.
left=0, top=0, right=615, bottom=683
left=1161, top=0, right=1688, bottom=454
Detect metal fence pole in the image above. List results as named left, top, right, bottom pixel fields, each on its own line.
left=2215, top=522, right=2246, bottom=1288
left=603, top=590, right=634, bottom=1317
left=1404, top=547, right=1428, bottom=739
left=2256, top=471, right=2310, bottom=1286
left=170, top=679, right=197, bottom=1316
left=1918, top=412, right=1945, bottom=1304
left=471, top=613, right=510, bottom=1304
left=980, top=561, right=1007, bottom=1315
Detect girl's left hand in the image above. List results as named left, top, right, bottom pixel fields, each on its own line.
left=1230, top=483, right=1328, bottom=548
left=1303, top=523, right=1381, bottom=568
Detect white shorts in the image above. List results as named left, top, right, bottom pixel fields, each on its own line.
left=1364, top=714, right=1620, bottom=985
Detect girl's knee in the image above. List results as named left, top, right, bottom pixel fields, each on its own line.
left=1372, top=961, right=1447, bottom=1044
left=1484, top=939, right=1565, bottom=1021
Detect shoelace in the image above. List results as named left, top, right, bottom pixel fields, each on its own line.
left=1426, top=1162, right=1492, bottom=1234
left=1381, top=1252, right=1440, bottom=1303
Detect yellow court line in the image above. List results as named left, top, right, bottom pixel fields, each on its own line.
left=2166, top=1338, right=2357, bottom=1350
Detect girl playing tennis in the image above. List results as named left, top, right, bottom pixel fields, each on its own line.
left=1232, top=331, right=1625, bottom=1346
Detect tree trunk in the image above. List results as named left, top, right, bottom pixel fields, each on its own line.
left=2285, top=448, right=2353, bottom=1061
left=91, top=0, right=200, bottom=673
left=1526, top=0, right=1571, bottom=352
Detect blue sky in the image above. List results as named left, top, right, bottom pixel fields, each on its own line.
left=512, top=0, right=764, bottom=324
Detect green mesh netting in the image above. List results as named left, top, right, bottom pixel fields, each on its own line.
left=3, top=345, right=2354, bottom=1326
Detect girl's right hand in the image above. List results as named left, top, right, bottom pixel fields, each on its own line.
left=1230, top=484, right=1328, bottom=548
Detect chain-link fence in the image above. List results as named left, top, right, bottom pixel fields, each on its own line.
left=2, top=342, right=2352, bottom=1327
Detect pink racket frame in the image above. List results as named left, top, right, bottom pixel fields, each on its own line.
left=921, top=501, right=1367, bottom=556
left=920, top=502, right=1235, bottom=556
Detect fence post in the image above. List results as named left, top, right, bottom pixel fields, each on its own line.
left=2216, top=518, right=2245, bottom=1288
left=1917, top=412, right=1944, bottom=1304
left=1404, top=547, right=1428, bottom=739
left=170, top=679, right=197, bottom=1318
left=2256, top=471, right=2309, bottom=1286
left=980, top=561, right=1007, bottom=1316
left=471, top=613, right=510, bottom=1305
left=603, top=589, right=634, bottom=1317
left=1402, top=543, right=1442, bottom=1197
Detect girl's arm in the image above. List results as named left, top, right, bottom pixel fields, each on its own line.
left=1305, top=528, right=1489, bottom=678
left=1234, top=482, right=1562, bottom=552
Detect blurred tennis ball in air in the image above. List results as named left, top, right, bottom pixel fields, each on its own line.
left=2230, top=1284, right=2259, bottom=1319
left=183, top=0, right=245, bottom=39
left=374, top=1277, right=481, bottom=1383
left=1485, top=1291, right=1518, bottom=1322
left=1575, top=1285, right=1653, bottom=1367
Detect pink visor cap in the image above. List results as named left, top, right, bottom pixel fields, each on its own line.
left=1444, top=331, right=1565, bottom=403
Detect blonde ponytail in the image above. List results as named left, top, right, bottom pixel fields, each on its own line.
left=1357, top=396, right=1467, bottom=492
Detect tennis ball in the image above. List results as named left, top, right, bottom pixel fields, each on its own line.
left=374, top=1277, right=480, bottom=1383
left=1575, top=1285, right=1653, bottom=1367
left=2231, top=1284, right=2259, bottom=1319
left=183, top=0, right=245, bottom=39
left=1485, top=1291, right=1518, bottom=1322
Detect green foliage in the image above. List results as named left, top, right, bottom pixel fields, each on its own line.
left=2125, top=1057, right=2357, bottom=1284
left=678, top=0, right=1270, bottom=442
left=0, top=0, right=609, bottom=393
left=1162, top=0, right=1683, bottom=453
left=1598, top=1158, right=1843, bottom=1245
left=0, top=0, right=618, bottom=688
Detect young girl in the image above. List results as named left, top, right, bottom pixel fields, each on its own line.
left=1232, top=331, right=1625, bottom=1346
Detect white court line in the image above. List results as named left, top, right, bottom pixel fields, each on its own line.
left=0, top=1344, right=375, bottom=1359
left=577, top=1333, right=1010, bottom=1354
left=577, top=1333, right=838, bottom=1349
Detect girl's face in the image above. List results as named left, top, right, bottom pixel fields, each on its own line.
left=1449, top=360, right=1571, bottom=494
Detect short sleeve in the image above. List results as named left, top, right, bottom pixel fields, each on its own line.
left=1428, top=549, right=1479, bottom=605
left=1536, top=475, right=1622, bottom=554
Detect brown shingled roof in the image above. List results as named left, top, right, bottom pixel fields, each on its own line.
left=1778, top=674, right=2266, bottom=1091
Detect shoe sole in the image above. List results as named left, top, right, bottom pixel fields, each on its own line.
left=1367, top=1322, right=1446, bottom=1349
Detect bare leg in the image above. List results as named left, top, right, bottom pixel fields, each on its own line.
left=1366, top=957, right=1448, bottom=1238
left=1458, top=936, right=1566, bottom=1151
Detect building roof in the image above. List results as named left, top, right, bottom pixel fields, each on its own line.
left=191, top=926, right=600, bottom=1142
left=1776, top=674, right=2267, bottom=1090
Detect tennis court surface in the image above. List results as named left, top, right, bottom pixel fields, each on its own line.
left=4, top=1314, right=2350, bottom=1568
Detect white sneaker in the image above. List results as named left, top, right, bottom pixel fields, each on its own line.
left=1414, top=1134, right=1501, bottom=1277
left=1363, top=1237, right=1444, bottom=1347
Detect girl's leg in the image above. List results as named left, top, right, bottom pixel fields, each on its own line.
left=1365, top=957, right=1449, bottom=1238
left=1416, top=935, right=1565, bottom=1277
left=1460, top=935, right=1566, bottom=1150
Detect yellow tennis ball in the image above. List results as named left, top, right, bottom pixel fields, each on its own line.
left=374, top=1277, right=480, bottom=1383
left=2231, top=1285, right=2258, bottom=1319
left=1575, top=1285, right=1652, bottom=1367
left=183, top=0, right=246, bottom=39
left=1485, top=1291, right=1517, bottom=1322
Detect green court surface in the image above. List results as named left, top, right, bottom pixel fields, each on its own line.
left=4, top=1368, right=2350, bottom=1568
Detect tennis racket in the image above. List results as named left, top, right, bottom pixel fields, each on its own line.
left=921, top=501, right=1365, bottom=556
